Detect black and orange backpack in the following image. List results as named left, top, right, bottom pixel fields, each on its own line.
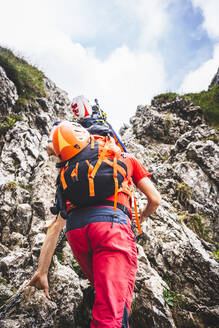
left=50, top=122, right=142, bottom=233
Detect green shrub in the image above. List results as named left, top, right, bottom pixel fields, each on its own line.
left=20, top=184, right=33, bottom=192
left=0, top=277, right=8, bottom=286
left=152, top=86, right=219, bottom=128
left=184, top=214, right=212, bottom=243
left=176, top=182, right=191, bottom=203
left=72, top=258, right=85, bottom=278
left=178, top=213, right=213, bottom=243
left=54, top=239, right=65, bottom=264
left=0, top=293, right=11, bottom=307
left=5, top=181, right=18, bottom=190
left=202, top=134, right=219, bottom=143
left=153, top=92, right=178, bottom=103
left=184, top=85, right=219, bottom=128
left=213, top=250, right=219, bottom=261
left=0, top=114, right=22, bottom=136
left=164, top=114, right=173, bottom=132
left=163, top=288, right=183, bottom=308
left=163, top=288, right=175, bottom=307
left=0, top=47, right=46, bottom=111
left=14, top=97, right=28, bottom=112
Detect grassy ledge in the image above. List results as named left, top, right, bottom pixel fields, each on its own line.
left=152, top=87, right=219, bottom=128
left=0, top=46, right=46, bottom=112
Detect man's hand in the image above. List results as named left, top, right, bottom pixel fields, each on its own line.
left=46, top=141, right=56, bottom=156
left=24, top=272, right=50, bottom=299
left=139, top=205, right=148, bottom=223
left=23, top=214, right=66, bottom=300
left=137, top=177, right=161, bottom=222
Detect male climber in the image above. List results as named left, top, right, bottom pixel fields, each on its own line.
left=27, top=115, right=161, bottom=328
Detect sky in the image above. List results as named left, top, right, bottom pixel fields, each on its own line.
left=0, top=0, right=219, bottom=131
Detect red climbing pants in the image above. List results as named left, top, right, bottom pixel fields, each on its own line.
left=66, top=219, right=137, bottom=328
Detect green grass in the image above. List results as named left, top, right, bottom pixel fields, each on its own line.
left=0, top=114, right=22, bottom=136
left=19, top=183, right=33, bottom=192
left=178, top=213, right=213, bottom=243
left=153, top=92, right=178, bottom=103
left=176, top=182, right=191, bottom=204
left=163, top=288, right=176, bottom=307
left=163, top=280, right=183, bottom=308
left=0, top=46, right=46, bottom=111
left=72, top=258, right=86, bottom=278
left=164, top=114, right=173, bottom=132
left=0, top=277, right=8, bottom=286
left=5, top=181, right=18, bottom=190
left=184, top=85, right=219, bottom=128
left=202, top=134, right=219, bottom=143
left=54, top=240, right=65, bottom=264
left=184, top=214, right=212, bottom=243
left=213, top=249, right=219, bottom=261
left=152, top=86, right=219, bottom=128
left=0, top=294, right=11, bottom=307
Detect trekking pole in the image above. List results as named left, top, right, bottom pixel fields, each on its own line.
left=110, top=125, right=127, bottom=153
left=0, top=282, right=27, bottom=320
left=94, top=98, right=105, bottom=121
left=94, top=99, right=127, bottom=153
left=0, top=224, right=66, bottom=320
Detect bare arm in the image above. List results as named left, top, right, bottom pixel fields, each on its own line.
left=46, top=126, right=57, bottom=156
left=137, top=177, right=161, bottom=223
left=25, top=214, right=66, bottom=299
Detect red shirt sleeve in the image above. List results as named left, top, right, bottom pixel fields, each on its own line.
left=125, top=154, right=151, bottom=186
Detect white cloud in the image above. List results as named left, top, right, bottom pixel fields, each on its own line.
left=0, top=0, right=167, bottom=132
left=191, top=0, right=219, bottom=39
left=136, top=0, right=171, bottom=48
left=179, top=43, right=219, bottom=93
left=178, top=0, right=219, bottom=94
left=36, top=43, right=166, bottom=131
left=84, top=46, right=166, bottom=130
left=113, top=0, right=171, bottom=49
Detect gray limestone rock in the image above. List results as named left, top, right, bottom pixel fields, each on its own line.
left=0, top=62, right=219, bottom=328
left=0, top=66, right=18, bottom=115
left=209, top=67, right=219, bottom=88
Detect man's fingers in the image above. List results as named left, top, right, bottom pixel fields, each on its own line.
left=23, top=282, right=51, bottom=300
left=22, top=278, right=33, bottom=290
left=22, top=279, right=38, bottom=292
left=45, top=288, right=51, bottom=300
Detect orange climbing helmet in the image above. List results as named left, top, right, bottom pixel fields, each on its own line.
left=52, top=121, right=90, bottom=161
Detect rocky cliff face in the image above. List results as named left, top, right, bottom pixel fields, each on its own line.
left=0, top=63, right=218, bottom=328
left=209, top=67, right=219, bottom=88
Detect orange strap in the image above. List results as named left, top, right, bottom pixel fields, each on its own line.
left=133, top=195, right=142, bottom=234
left=90, top=143, right=108, bottom=179
left=60, top=167, right=67, bottom=190
left=127, top=178, right=142, bottom=234
left=103, top=158, right=127, bottom=178
left=113, top=157, right=118, bottom=211
left=71, top=162, right=79, bottom=180
left=86, top=160, right=95, bottom=196
left=117, top=178, right=133, bottom=204
left=118, top=186, right=133, bottom=202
